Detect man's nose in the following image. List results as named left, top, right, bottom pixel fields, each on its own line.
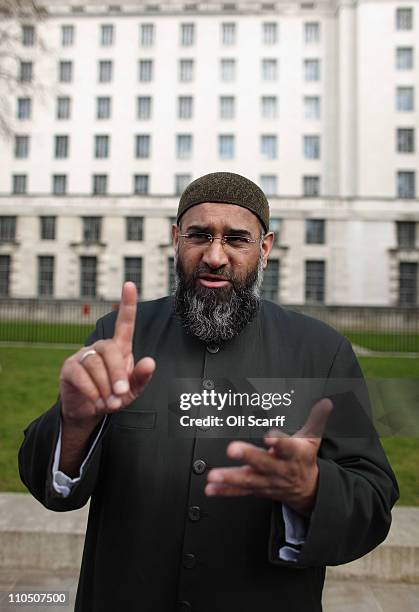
left=201, top=239, right=229, bottom=268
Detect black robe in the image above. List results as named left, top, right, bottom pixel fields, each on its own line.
left=18, top=298, right=399, bottom=612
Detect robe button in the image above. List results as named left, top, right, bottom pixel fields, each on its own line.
left=193, top=459, right=207, bottom=474
left=183, top=553, right=196, bottom=569
left=188, top=505, right=201, bottom=521
left=206, top=343, right=220, bottom=354
left=178, top=601, right=192, bottom=611
left=202, top=379, right=214, bottom=390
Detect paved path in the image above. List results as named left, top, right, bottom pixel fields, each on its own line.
left=0, top=569, right=418, bottom=611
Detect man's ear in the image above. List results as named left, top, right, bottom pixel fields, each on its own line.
left=261, top=232, right=274, bottom=269
left=172, top=223, right=179, bottom=249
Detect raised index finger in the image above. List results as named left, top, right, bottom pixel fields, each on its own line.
left=113, top=282, right=138, bottom=350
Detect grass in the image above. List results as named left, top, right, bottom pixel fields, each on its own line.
left=0, top=321, right=93, bottom=345
left=0, top=348, right=417, bottom=505
left=344, top=331, right=419, bottom=353
left=359, top=357, right=418, bottom=506
left=1, top=323, right=419, bottom=353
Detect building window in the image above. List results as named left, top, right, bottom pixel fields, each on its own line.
left=40, top=216, right=56, bottom=240
left=175, top=174, right=191, bottom=195
left=80, top=256, right=97, bottom=297
left=397, top=221, right=416, bottom=248
left=181, top=23, right=195, bottom=45
left=305, top=260, right=325, bottom=303
left=98, top=60, right=113, bottom=82
left=92, top=174, right=108, bottom=195
left=396, top=8, right=413, bottom=30
left=137, top=96, right=152, bottom=119
left=260, top=175, right=277, bottom=196
left=135, top=134, right=151, bottom=158
left=261, top=259, right=279, bottom=301
left=397, top=171, right=416, bottom=198
left=126, top=217, right=144, bottom=240
left=179, top=59, right=194, bottom=82
left=139, top=59, right=153, bottom=82
left=261, top=135, right=277, bottom=159
left=133, top=175, right=149, bottom=195
left=38, top=256, right=54, bottom=297
left=14, top=135, right=29, bottom=158
left=396, top=47, right=414, bottom=70
left=61, top=25, right=75, bottom=46
left=0, top=256, right=10, bottom=296
left=178, top=96, right=193, bottom=119
left=220, top=58, right=236, bottom=81
left=261, top=96, right=277, bottom=119
left=17, top=97, right=31, bottom=120
left=168, top=256, right=176, bottom=293
left=100, top=24, right=114, bottom=46
left=303, top=175, right=320, bottom=197
left=304, top=135, right=320, bottom=159
left=52, top=174, right=67, bottom=195
left=82, top=217, right=101, bottom=243
left=57, top=96, right=71, bottom=119
left=304, top=96, right=320, bottom=119
left=220, top=96, right=235, bottom=119
left=218, top=134, right=234, bottom=159
left=54, top=135, right=69, bottom=159
left=22, top=25, right=35, bottom=46
left=96, top=96, right=111, bottom=119
left=124, top=257, right=142, bottom=296
left=262, top=58, right=278, bottom=81
left=19, top=61, right=33, bottom=83
left=305, top=219, right=325, bottom=244
left=304, top=22, right=320, bottom=43
left=176, top=134, right=193, bottom=159
left=270, top=217, right=281, bottom=245
left=222, top=22, right=236, bottom=45
left=12, top=175, right=27, bottom=194
left=140, top=23, right=154, bottom=46
left=304, top=58, right=320, bottom=81
left=396, top=86, right=414, bottom=111
left=397, top=128, right=415, bottom=153
left=95, top=135, right=109, bottom=158
left=0, top=216, right=16, bottom=241
left=399, top=262, right=417, bottom=305
left=263, top=22, right=277, bottom=44
left=58, top=60, right=73, bottom=82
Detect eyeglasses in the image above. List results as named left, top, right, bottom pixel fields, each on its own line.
left=179, top=232, right=258, bottom=251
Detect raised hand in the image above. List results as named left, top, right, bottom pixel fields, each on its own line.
left=60, top=282, right=155, bottom=427
left=205, top=398, right=333, bottom=516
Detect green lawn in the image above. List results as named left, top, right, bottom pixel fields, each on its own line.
left=344, top=331, right=419, bottom=353
left=0, top=321, right=93, bottom=344
left=0, top=347, right=417, bottom=505
left=1, top=322, right=419, bottom=352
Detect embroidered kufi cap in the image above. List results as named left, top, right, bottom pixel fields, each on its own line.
left=177, top=172, right=270, bottom=232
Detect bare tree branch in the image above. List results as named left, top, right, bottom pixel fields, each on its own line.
left=0, top=1, right=47, bottom=137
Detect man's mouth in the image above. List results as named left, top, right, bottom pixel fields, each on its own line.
left=197, top=274, right=232, bottom=288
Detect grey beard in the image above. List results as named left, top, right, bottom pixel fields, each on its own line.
left=173, top=252, right=264, bottom=344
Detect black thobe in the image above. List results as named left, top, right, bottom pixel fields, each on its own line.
left=18, top=298, right=399, bottom=612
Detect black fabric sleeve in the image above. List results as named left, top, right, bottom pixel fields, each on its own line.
left=268, top=337, right=400, bottom=568
left=18, top=318, right=112, bottom=512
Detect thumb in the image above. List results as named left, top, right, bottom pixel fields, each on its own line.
left=128, top=357, right=156, bottom=397
left=295, top=398, right=333, bottom=441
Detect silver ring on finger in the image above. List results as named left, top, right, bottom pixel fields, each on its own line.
left=79, top=349, right=98, bottom=364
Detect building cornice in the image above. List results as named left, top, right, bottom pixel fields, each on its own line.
left=7, top=1, right=340, bottom=18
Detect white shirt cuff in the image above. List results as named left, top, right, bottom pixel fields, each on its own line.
left=52, top=415, right=108, bottom=498
left=279, top=503, right=308, bottom=562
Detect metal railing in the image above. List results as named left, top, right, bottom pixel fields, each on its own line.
left=0, top=298, right=418, bottom=353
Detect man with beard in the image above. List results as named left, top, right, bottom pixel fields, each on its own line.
left=19, top=172, right=398, bottom=612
